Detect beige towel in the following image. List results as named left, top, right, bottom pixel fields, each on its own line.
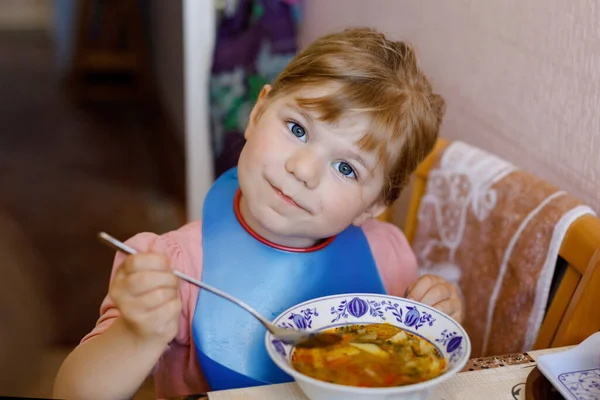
left=411, top=141, right=595, bottom=357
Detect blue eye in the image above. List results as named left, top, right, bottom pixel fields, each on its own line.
left=286, top=121, right=307, bottom=142
left=333, top=161, right=356, bottom=179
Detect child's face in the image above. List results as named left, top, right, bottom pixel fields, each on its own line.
left=237, top=84, right=388, bottom=248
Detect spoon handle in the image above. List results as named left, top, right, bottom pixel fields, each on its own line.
left=97, top=232, right=273, bottom=329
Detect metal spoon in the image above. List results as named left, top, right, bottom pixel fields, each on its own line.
left=97, top=232, right=341, bottom=349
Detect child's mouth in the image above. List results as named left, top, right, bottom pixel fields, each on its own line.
left=272, top=185, right=303, bottom=210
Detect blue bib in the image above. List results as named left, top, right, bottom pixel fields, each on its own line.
left=192, top=168, right=387, bottom=391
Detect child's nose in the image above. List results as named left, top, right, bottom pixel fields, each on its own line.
left=285, top=148, right=322, bottom=189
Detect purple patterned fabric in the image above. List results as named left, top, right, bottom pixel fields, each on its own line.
left=210, top=0, right=301, bottom=178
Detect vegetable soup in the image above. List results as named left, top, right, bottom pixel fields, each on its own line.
left=291, top=323, right=446, bottom=387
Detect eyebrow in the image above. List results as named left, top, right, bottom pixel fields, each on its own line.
left=350, top=152, right=370, bottom=172
left=287, top=103, right=313, bottom=123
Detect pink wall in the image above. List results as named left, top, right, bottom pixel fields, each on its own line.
left=300, top=0, right=600, bottom=223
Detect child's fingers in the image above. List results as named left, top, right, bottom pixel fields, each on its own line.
left=126, top=271, right=179, bottom=296
left=406, top=274, right=443, bottom=302
left=450, top=310, right=463, bottom=324
left=153, top=297, right=183, bottom=322
left=430, top=298, right=457, bottom=318
left=418, top=282, right=453, bottom=307
left=123, top=253, right=171, bottom=273
left=130, top=287, right=179, bottom=312
left=140, top=297, right=182, bottom=331
left=119, top=288, right=179, bottom=322
left=111, top=272, right=178, bottom=316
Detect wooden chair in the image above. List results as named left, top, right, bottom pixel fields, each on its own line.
left=550, top=247, right=600, bottom=347
left=395, top=137, right=600, bottom=349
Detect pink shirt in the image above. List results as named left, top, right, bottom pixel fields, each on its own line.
left=81, top=219, right=418, bottom=398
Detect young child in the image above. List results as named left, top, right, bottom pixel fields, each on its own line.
left=54, top=28, right=462, bottom=399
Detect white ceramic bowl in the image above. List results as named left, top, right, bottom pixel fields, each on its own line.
left=265, top=293, right=470, bottom=400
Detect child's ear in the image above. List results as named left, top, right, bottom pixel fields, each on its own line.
left=352, top=200, right=389, bottom=226
left=245, top=84, right=272, bottom=140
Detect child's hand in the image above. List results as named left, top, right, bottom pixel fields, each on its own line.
left=109, top=253, right=182, bottom=344
left=405, top=274, right=463, bottom=323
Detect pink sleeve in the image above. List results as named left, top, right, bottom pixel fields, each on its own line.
left=362, top=219, right=419, bottom=298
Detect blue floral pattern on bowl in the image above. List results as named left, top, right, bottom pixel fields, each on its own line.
left=265, top=293, right=471, bottom=377
left=330, top=297, right=386, bottom=322
left=278, top=307, right=319, bottom=330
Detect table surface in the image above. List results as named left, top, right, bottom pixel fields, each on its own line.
left=204, top=346, right=571, bottom=400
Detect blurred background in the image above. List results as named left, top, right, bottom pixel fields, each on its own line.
left=1, top=0, right=599, bottom=398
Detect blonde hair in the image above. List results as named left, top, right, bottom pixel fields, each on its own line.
left=266, top=28, right=445, bottom=205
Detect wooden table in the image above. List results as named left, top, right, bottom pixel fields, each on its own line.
left=205, top=347, right=571, bottom=399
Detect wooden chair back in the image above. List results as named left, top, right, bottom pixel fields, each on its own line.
left=548, top=247, right=600, bottom=347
